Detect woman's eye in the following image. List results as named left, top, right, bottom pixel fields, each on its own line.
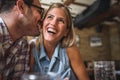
left=58, top=19, right=64, bottom=23
left=47, top=15, right=53, bottom=19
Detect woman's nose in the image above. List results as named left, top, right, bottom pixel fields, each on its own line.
left=50, top=19, right=57, bottom=26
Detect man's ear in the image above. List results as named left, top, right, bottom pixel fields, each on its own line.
left=16, top=0, right=25, bottom=14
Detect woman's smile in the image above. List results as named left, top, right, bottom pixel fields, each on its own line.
left=47, top=27, right=57, bottom=35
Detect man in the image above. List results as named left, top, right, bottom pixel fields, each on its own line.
left=0, top=0, right=44, bottom=79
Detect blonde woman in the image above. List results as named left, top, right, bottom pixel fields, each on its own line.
left=30, top=3, right=89, bottom=80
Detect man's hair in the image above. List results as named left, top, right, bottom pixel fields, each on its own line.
left=0, top=0, right=33, bottom=13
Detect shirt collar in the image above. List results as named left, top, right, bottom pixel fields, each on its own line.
left=39, top=43, right=60, bottom=60
left=0, top=17, right=13, bottom=50
left=39, top=43, right=46, bottom=60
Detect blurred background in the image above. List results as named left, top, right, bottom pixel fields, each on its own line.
left=29, top=0, right=120, bottom=80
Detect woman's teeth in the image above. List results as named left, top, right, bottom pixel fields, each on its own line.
left=47, top=28, right=56, bottom=34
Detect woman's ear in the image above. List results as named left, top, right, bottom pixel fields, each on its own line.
left=16, top=0, right=25, bottom=14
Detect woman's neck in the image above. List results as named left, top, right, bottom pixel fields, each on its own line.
left=44, top=41, right=57, bottom=59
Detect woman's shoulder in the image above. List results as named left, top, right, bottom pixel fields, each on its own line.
left=66, top=44, right=80, bottom=59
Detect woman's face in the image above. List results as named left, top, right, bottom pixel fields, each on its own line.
left=43, top=8, right=68, bottom=43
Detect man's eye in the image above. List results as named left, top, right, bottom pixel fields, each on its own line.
left=38, top=10, right=42, bottom=14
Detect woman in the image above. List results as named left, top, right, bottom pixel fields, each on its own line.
left=30, top=3, right=89, bottom=80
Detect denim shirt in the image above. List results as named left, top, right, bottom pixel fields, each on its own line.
left=33, top=43, right=77, bottom=80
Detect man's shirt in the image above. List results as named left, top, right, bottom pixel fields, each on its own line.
left=0, top=17, right=30, bottom=80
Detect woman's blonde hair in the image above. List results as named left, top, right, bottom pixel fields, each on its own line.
left=39, top=3, right=75, bottom=48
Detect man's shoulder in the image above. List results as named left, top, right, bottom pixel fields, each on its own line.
left=18, top=37, right=30, bottom=50
left=18, top=37, right=29, bottom=46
